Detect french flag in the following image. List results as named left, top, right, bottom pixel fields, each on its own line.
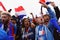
left=15, top=6, right=26, bottom=19
left=39, top=0, right=51, bottom=5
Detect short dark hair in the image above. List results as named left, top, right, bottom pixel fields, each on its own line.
left=43, top=14, right=50, bottom=19
left=1, top=13, right=11, bottom=17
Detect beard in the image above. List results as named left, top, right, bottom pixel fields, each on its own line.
left=2, top=20, right=9, bottom=25
left=44, top=20, right=49, bottom=23
left=44, top=19, right=49, bottom=23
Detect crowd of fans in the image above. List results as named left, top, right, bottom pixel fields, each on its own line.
left=0, top=2, right=60, bottom=40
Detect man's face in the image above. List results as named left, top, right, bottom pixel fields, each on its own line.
left=36, top=17, right=44, bottom=25
left=11, top=19, right=16, bottom=24
left=1, top=14, right=9, bottom=23
left=43, top=15, right=50, bottom=23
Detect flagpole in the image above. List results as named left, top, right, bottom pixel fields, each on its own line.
left=0, top=2, right=7, bottom=11
left=41, top=6, right=43, bottom=17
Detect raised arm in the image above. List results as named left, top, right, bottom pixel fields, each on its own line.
left=50, top=2, right=60, bottom=19
left=50, top=18, right=60, bottom=32
left=41, top=2, right=56, bottom=18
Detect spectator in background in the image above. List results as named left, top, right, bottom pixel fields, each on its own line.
left=21, top=18, right=35, bottom=40
left=0, top=11, right=15, bottom=40
left=11, top=15, right=22, bottom=40
left=43, top=14, right=50, bottom=26
left=41, top=2, right=60, bottom=40
left=11, top=16, right=17, bottom=40
left=50, top=2, right=60, bottom=40
left=0, top=11, right=11, bottom=31
left=35, top=17, right=54, bottom=40
left=0, top=11, right=8, bottom=40
left=41, top=2, right=60, bottom=32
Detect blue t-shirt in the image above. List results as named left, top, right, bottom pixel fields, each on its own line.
left=0, top=28, right=8, bottom=40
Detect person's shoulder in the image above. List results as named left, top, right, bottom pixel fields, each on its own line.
left=0, top=28, right=8, bottom=40
left=36, top=25, right=39, bottom=27
left=35, top=25, right=39, bottom=30
left=0, top=28, right=7, bottom=37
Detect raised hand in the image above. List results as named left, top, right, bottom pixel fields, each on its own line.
left=50, top=2, right=56, bottom=7
left=40, top=2, right=48, bottom=8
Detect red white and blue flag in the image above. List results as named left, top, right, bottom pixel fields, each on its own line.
left=15, top=6, right=26, bottom=19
